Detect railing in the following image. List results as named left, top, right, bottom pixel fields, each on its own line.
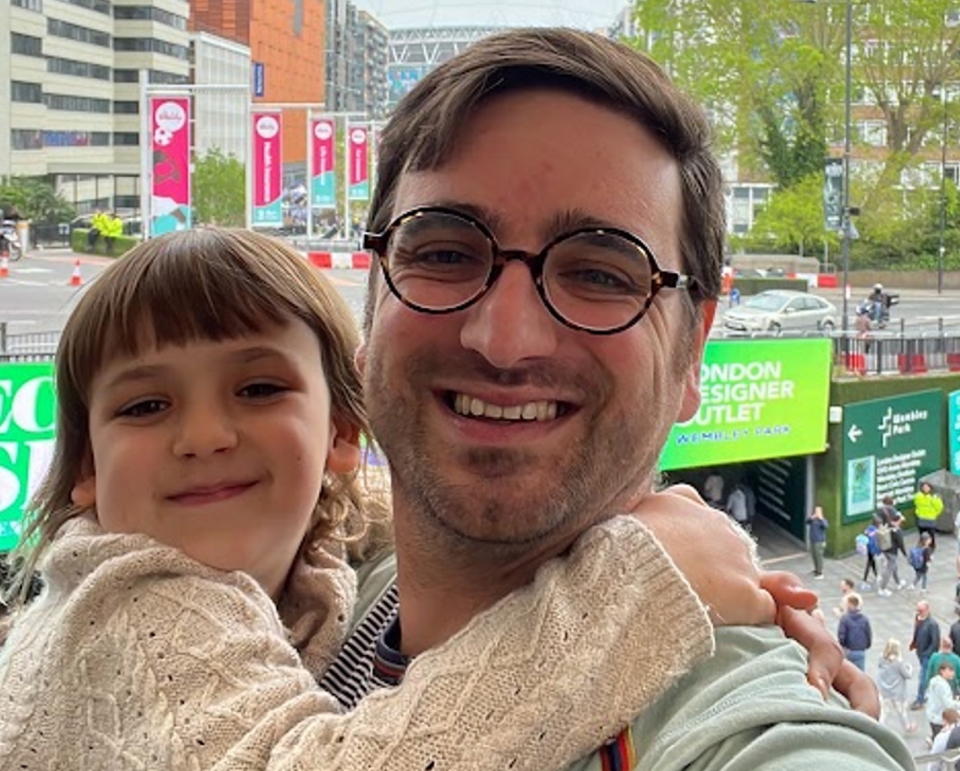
left=835, top=333, right=960, bottom=376
left=0, top=324, right=60, bottom=356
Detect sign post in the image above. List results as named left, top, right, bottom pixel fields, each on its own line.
left=841, top=390, right=944, bottom=522
left=0, top=362, right=56, bottom=551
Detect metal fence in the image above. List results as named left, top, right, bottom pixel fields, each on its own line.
left=835, top=333, right=960, bottom=376
left=0, top=324, right=59, bottom=357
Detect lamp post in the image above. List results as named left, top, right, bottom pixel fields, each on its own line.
left=939, top=83, right=948, bottom=296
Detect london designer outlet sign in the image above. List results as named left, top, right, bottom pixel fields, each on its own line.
left=0, top=363, right=56, bottom=550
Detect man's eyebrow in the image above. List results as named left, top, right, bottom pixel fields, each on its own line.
left=424, top=201, right=627, bottom=242
left=423, top=200, right=507, bottom=234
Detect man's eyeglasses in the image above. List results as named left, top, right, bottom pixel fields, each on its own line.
left=362, top=206, right=697, bottom=335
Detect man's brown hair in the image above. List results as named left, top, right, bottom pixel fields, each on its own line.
left=363, top=27, right=724, bottom=334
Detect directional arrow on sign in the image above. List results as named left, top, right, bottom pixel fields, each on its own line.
left=848, top=424, right=863, bottom=443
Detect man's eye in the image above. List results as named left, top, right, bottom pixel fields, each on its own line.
left=117, top=399, right=168, bottom=418
left=412, top=249, right=479, bottom=265
left=238, top=382, right=287, bottom=399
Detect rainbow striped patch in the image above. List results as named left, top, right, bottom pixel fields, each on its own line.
left=599, top=726, right=637, bottom=771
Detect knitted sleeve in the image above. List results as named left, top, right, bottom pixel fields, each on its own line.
left=0, top=516, right=712, bottom=771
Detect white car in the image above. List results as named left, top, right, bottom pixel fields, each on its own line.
left=722, top=290, right=838, bottom=334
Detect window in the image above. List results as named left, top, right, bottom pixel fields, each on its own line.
left=114, top=68, right=187, bottom=84
left=44, top=93, right=111, bottom=113
left=113, top=5, right=188, bottom=30
left=114, top=195, right=140, bottom=209
left=114, top=38, right=189, bottom=59
left=11, top=32, right=43, bottom=57
left=12, top=0, right=43, bottom=10
left=48, top=18, right=111, bottom=48
left=11, top=81, right=43, bottom=103
left=11, top=129, right=43, bottom=150
left=113, top=69, right=138, bottom=82
left=113, top=101, right=139, bottom=114
left=113, top=132, right=140, bottom=146
left=47, top=56, right=111, bottom=80
left=60, top=0, right=111, bottom=14
left=42, top=130, right=110, bottom=147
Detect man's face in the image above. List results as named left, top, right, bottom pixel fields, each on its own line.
left=361, top=89, right=713, bottom=547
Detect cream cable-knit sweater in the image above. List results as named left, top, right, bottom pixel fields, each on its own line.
left=0, top=515, right=713, bottom=770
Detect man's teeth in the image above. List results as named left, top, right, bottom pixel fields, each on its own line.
left=453, top=393, right=559, bottom=421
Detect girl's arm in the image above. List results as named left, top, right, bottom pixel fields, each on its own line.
left=0, top=516, right=713, bottom=771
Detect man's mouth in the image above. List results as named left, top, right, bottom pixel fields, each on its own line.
left=444, top=391, right=573, bottom=422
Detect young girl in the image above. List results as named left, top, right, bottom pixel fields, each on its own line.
left=0, top=228, right=724, bottom=770
left=912, top=531, right=934, bottom=592
left=877, top=638, right=916, bottom=734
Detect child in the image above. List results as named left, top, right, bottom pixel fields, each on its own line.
left=877, top=638, right=916, bottom=734
left=911, top=532, right=934, bottom=592
left=0, top=228, right=718, bottom=770
left=926, top=662, right=960, bottom=740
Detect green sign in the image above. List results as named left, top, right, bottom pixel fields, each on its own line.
left=841, top=389, right=944, bottom=522
left=659, top=338, right=832, bottom=471
left=0, top=362, right=56, bottom=550
left=949, top=389, right=960, bottom=475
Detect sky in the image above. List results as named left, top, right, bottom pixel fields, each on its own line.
left=351, top=1, right=630, bottom=31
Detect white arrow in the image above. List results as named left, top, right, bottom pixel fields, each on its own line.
left=848, top=425, right=863, bottom=443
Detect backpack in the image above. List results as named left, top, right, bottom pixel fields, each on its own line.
left=864, top=526, right=881, bottom=556
left=909, top=546, right=926, bottom=571
left=876, top=524, right=893, bottom=552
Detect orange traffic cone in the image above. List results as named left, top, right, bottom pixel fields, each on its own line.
left=68, top=258, right=83, bottom=287
left=0, top=255, right=8, bottom=279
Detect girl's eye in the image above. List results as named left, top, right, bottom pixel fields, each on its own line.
left=238, top=382, right=287, bottom=399
left=117, top=399, right=168, bottom=418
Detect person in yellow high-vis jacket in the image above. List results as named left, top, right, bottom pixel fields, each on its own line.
left=915, top=481, right=944, bottom=549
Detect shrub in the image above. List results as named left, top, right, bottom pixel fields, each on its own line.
left=71, top=228, right=138, bottom=257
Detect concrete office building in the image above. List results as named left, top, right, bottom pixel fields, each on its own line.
left=0, top=0, right=190, bottom=215
left=326, top=0, right=388, bottom=118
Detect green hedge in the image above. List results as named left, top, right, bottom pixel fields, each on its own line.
left=71, top=228, right=138, bottom=257
left=731, top=277, right=809, bottom=295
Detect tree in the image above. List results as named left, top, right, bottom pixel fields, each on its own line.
left=745, top=173, right=838, bottom=256
left=192, top=148, right=245, bottom=227
left=0, top=176, right=75, bottom=224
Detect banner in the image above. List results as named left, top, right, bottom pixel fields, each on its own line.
left=841, top=390, right=944, bottom=522
left=149, top=96, right=191, bottom=236
left=949, top=389, right=960, bottom=475
left=311, top=118, right=336, bottom=208
left=252, top=111, right=283, bottom=226
left=0, top=362, right=56, bottom=551
left=348, top=125, right=370, bottom=201
left=823, top=157, right=843, bottom=232
left=659, top=339, right=832, bottom=471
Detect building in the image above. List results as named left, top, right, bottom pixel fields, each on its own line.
left=0, top=0, right=191, bottom=215
left=386, top=26, right=506, bottom=111
left=325, top=1, right=388, bottom=118
left=190, top=31, right=250, bottom=161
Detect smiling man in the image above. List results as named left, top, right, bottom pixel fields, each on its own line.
left=320, top=29, right=913, bottom=769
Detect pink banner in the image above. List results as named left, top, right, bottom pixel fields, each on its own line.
left=149, top=96, right=191, bottom=235
left=348, top=125, right=369, bottom=200
left=252, top=111, right=283, bottom=226
left=310, top=117, right=335, bottom=207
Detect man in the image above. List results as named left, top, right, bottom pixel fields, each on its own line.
left=838, top=593, right=872, bottom=671
left=913, top=600, right=942, bottom=710
left=878, top=499, right=908, bottom=596
left=807, top=505, right=828, bottom=579
left=703, top=471, right=725, bottom=509
left=927, top=637, right=960, bottom=697
left=331, top=29, right=909, bottom=768
left=916, top=481, right=944, bottom=550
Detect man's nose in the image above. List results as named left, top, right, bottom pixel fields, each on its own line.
left=172, top=403, right=238, bottom=458
left=460, top=260, right=560, bottom=368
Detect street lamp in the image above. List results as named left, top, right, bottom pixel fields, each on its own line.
left=801, top=0, right=853, bottom=331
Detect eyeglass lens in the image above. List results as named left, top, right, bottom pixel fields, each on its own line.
left=384, top=211, right=653, bottom=331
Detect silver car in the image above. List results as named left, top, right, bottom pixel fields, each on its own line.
left=722, top=290, right=838, bottom=334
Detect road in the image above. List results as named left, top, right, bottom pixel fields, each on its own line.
left=2, top=247, right=959, bottom=341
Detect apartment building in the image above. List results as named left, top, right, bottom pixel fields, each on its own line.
left=1, top=0, right=190, bottom=214
left=326, top=0, right=388, bottom=118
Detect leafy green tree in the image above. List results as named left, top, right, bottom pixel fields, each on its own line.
left=192, top=148, right=245, bottom=227
left=745, top=173, right=838, bottom=255
left=0, top=176, right=75, bottom=224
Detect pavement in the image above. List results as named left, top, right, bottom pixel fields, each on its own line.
left=754, top=517, right=957, bottom=758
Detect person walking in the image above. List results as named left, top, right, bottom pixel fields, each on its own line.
left=930, top=707, right=960, bottom=768
left=806, top=505, right=828, bottom=579
left=915, top=481, right=944, bottom=550
left=926, top=638, right=960, bottom=698
left=877, top=639, right=916, bottom=734
left=950, top=608, right=960, bottom=657
left=912, top=600, right=942, bottom=709
left=860, top=523, right=881, bottom=590
left=725, top=483, right=749, bottom=532
left=838, top=593, right=872, bottom=672
left=925, top=663, right=959, bottom=740
left=911, top=532, right=934, bottom=592
left=878, top=501, right=908, bottom=596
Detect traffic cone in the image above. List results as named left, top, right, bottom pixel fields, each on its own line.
left=68, top=258, right=83, bottom=287
left=0, top=255, right=8, bottom=279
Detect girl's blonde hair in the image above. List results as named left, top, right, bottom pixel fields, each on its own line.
left=882, top=638, right=902, bottom=660
left=7, top=227, right=389, bottom=606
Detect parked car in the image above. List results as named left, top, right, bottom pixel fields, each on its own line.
left=722, top=290, right=838, bottom=334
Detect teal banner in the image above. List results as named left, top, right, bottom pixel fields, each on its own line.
left=0, top=362, right=56, bottom=550
left=312, top=173, right=335, bottom=207
left=949, top=389, right=960, bottom=475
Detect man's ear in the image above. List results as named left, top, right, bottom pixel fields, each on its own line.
left=326, top=417, right=362, bottom=475
left=677, top=299, right=716, bottom=423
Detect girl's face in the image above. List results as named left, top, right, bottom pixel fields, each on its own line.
left=71, top=316, right=360, bottom=598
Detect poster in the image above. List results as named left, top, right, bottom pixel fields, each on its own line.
left=949, top=388, right=960, bottom=475
left=149, top=96, right=191, bottom=236
left=348, top=125, right=370, bottom=201
left=252, top=111, right=283, bottom=226
left=823, top=157, right=843, bottom=232
left=0, top=363, right=56, bottom=550
left=311, top=117, right=336, bottom=208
